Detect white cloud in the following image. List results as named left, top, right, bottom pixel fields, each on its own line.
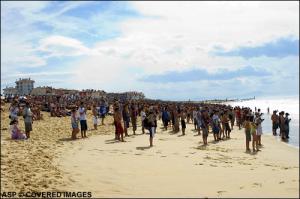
left=38, top=35, right=90, bottom=57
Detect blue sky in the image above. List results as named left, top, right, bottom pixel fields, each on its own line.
left=1, top=1, right=299, bottom=100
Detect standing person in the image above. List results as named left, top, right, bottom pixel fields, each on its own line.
left=236, top=108, right=242, bottom=130
left=250, top=116, right=259, bottom=152
left=255, top=112, right=264, bottom=146
left=9, top=101, right=19, bottom=122
left=201, top=110, right=209, bottom=145
left=284, top=113, right=291, bottom=139
left=196, top=107, right=202, bottom=135
left=92, top=105, right=98, bottom=130
left=147, top=108, right=157, bottom=147
left=71, top=108, right=79, bottom=139
left=114, top=106, right=124, bottom=142
left=141, top=106, right=146, bottom=134
left=99, top=100, right=106, bottom=125
left=212, top=111, right=220, bottom=141
left=223, top=111, right=231, bottom=138
left=23, top=102, right=33, bottom=139
left=78, top=102, right=88, bottom=138
left=229, top=109, right=235, bottom=130
left=122, top=104, right=130, bottom=137
left=279, top=111, right=285, bottom=139
left=173, top=107, right=180, bottom=133
left=271, top=111, right=279, bottom=136
left=161, top=107, right=169, bottom=131
left=130, top=103, right=138, bottom=135
left=267, top=107, right=270, bottom=114
left=244, top=116, right=251, bottom=152
left=193, top=107, right=198, bottom=130
left=180, top=109, right=186, bottom=136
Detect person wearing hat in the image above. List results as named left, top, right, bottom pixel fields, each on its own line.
left=23, top=102, right=33, bottom=139
left=284, top=113, right=291, bottom=139
left=271, top=110, right=279, bottom=136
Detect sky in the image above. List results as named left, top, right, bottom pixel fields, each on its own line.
left=1, top=1, right=299, bottom=100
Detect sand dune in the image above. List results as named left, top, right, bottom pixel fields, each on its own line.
left=1, top=103, right=299, bottom=198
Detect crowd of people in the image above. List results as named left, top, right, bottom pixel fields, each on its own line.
left=5, top=95, right=291, bottom=153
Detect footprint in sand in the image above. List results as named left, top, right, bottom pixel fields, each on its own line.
left=160, top=155, right=167, bottom=158
left=217, top=190, right=226, bottom=195
left=239, top=186, right=244, bottom=189
left=134, top=153, right=142, bottom=156
left=210, top=164, right=218, bottom=167
left=279, top=181, right=285, bottom=184
left=252, top=182, right=262, bottom=187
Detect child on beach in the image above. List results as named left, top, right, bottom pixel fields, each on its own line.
left=71, top=109, right=79, bottom=139
left=10, top=119, right=27, bottom=140
left=130, top=104, right=138, bottom=135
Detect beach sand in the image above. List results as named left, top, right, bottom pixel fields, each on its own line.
left=1, top=103, right=299, bottom=198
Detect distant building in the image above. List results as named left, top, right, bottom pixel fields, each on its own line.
left=15, top=78, right=35, bottom=95
left=3, top=86, right=17, bottom=96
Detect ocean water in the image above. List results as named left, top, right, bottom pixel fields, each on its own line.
left=223, top=96, right=299, bottom=148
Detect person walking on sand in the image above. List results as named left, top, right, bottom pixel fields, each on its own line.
left=147, top=108, right=156, bottom=147
left=78, top=102, right=88, bottom=138
left=92, top=104, right=98, bottom=130
left=23, top=102, right=33, bottom=139
left=71, top=108, right=79, bottom=139
left=162, top=107, right=169, bottom=131
left=271, top=110, right=279, bottom=136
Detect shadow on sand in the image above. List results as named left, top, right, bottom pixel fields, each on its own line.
left=58, top=137, right=78, bottom=142
left=136, top=146, right=152, bottom=150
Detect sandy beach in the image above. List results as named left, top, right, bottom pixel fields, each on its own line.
left=1, top=103, right=299, bottom=198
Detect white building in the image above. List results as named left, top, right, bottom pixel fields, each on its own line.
left=15, top=78, right=35, bottom=95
